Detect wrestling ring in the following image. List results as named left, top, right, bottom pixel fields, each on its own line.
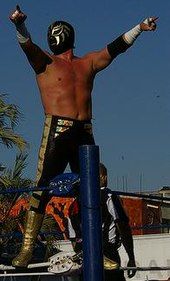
left=0, top=145, right=169, bottom=281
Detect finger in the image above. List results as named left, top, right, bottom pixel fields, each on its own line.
left=16, top=5, right=21, bottom=12
left=152, top=16, right=159, bottom=22
left=148, top=17, right=159, bottom=25
left=10, top=9, right=19, bottom=20
left=145, top=17, right=158, bottom=27
left=150, top=22, right=157, bottom=31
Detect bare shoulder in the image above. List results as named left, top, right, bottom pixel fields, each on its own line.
left=76, top=51, right=99, bottom=65
left=80, top=47, right=111, bottom=72
left=83, top=47, right=109, bottom=59
left=73, top=53, right=94, bottom=71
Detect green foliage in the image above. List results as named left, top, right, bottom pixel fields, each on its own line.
left=0, top=94, right=27, bottom=150
left=0, top=152, right=33, bottom=243
left=0, top=153, right=32, bottom=188
left=0, top=94, right=31, bottom=242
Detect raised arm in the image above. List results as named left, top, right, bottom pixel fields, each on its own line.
left=92, top=17, right=158, bottom=73
left=9, top=5, right=52, bottom=74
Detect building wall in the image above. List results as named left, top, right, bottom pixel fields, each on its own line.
left=121, top=197, right=161, bottom=235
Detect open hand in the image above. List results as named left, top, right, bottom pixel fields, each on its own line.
left=140, top=17, right=158, bottom=31
left=9, top=5, right=27, bottom=25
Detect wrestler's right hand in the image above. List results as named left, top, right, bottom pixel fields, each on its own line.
left=9, top=5, right=27, bottom=25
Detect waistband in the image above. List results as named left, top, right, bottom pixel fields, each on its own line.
left=45, top=114, right=92, bottom=127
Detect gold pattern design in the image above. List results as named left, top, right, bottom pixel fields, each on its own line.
left=56, top=126, right=70, bottom=133
left=103, top=255, right=119, bottom=270
left=58, top=119, right=73, bottom=126
left=30, top=115, right=52, bottom=208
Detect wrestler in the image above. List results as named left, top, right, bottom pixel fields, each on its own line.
left=9, top=5, right=158, bottom=267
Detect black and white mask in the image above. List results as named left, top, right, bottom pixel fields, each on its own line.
left=47, top=21, right=75, bottom=54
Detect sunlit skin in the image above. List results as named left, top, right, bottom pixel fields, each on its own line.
left=10, top=7, right=158, bottom=121
left=35, top=50, right=97, bottom=120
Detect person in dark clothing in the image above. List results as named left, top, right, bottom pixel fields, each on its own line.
left=67, top=164, right=136, bottom=280
left=100, top=163, right=136, bottom=281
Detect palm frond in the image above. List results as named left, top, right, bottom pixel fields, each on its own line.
left=0, top=94, right=21, bottom=128
left=0, top=127, right=27, bottom=151
left=0, top=153, right=33, bottom=190
left=0, top=175, right=12, bottom=188
left=12, top=153, right=27, bottom=179
left=0, top=164, right=5, bottom=172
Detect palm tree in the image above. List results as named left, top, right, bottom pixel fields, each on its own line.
left=0, top=95, right=32, bottom=261
left=0, top=94, right=30, bottom=219
left=0, top=152, right=33, bottom=219
left=0, top=94, right=27, bottom=150
left=0, top=153, right=34, bottom=262
left=0, top=94, right=30, bottom=218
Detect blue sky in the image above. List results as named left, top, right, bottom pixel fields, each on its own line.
left=1, top=0, right=170, bottom=192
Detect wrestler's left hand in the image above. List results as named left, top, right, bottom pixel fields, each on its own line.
left=140, top=17, right=158, bottom=31
left=9, top=5, right=27, bottom=26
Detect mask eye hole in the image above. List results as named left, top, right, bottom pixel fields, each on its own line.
left=52, top=25, right=63, bottom=36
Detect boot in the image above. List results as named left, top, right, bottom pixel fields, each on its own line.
left=103, top=255, right=119, bottom=270
left=12, top=210, right=44, bottom=267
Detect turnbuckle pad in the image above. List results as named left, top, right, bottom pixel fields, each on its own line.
left=48, top=251, right=82, bottom=275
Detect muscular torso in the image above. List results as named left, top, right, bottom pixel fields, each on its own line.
left=21, top=39, right=112, bottom=120
left=36, top=53, right=95, bottom=120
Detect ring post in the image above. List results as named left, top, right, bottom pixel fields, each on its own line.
left=79, top=145, right=104, bottom=281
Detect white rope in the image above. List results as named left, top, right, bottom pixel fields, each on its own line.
left=0, top=266, right=170, bottom=277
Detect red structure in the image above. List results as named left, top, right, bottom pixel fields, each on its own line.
left=9, top=195, right=78, bottom=239
left=121, top=196, right=162, bottom=235
left=7, top=194, right=162, bottom=236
